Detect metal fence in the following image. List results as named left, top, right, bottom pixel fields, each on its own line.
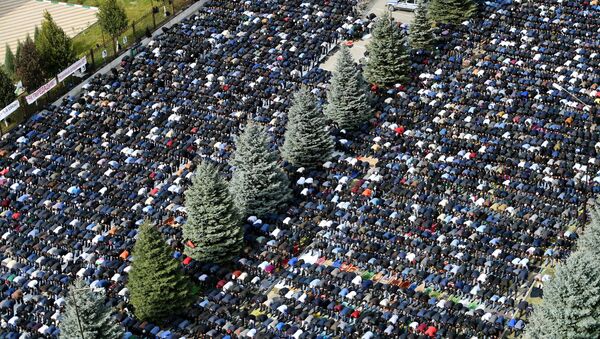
left=1, top=0, right=193, bottom=134
left=85, top=0, right=193, bottom=71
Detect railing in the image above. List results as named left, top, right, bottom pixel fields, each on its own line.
left=83, top=0, right=192, bottom=71
left=1, top=0, right=193, bottom=135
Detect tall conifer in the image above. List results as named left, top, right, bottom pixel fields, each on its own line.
left=325, top=46, right=372, bottom=130
left=128, top=221, right=193, bottom=322
left=230, top=123, right=292, bottom=218
left=282, top=88, right=334, bottom=169
left=364, top=13, right=410, bottom=87
left=183, top=161, right=242, bottom=263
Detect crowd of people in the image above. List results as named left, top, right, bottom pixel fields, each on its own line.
left=0, top=0, right=598, bottom=337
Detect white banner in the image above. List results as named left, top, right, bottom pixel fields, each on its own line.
left=0, top=100, right=20, bottom=121
left=57, top=56, right=87, bottom=82
left=26, top=78, right=57, bottom=104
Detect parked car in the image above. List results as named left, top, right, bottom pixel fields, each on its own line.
left=386, top=0, right=419, bottom=11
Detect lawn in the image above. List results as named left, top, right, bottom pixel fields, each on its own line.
left=69, top=0, right=187, bottom=63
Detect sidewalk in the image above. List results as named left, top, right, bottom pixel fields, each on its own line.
left=320, top=0, right=414, bottom=72
left=53, top=0, right=209, bottom=105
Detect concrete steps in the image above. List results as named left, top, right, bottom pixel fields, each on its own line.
left=0, top=0, right=98, bottom=65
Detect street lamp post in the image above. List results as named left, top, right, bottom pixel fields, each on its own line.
left=552, top=82, right=591, bottom=110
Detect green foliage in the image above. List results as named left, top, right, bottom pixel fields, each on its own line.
left=34, top=26, right=41, bottom=43
left=427, top=0, right=477, bottom=25
left=36, top=11, right=75, bottom=77
left=128, top=220, right=193, bottom=322
left=59, top=279, right=124, bottom=339
left=578, top=203, right=600, bottom=259
left=524, top=249, right=600, bottom=338
left=409, top=0, right=435, bottom=50
left=97, top=0, right=128, bottom=46
left=184, top=161, right=243, bottom=263
left=15, top=36, right=45, bottom=92
left=15, top=41, right=22, bottom=62
left=0, top=68, right=16, bottom=108
left=282, top=88, right=334, bottom=168
left=364, top=12, right=410, bottom=87
left=230, top=123, right=292, bottom=218
left=324, top=46, right=372, bottom=130
left=4, top=44, right=16, bottom=78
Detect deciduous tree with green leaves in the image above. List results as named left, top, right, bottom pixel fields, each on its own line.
left=364, top=12, right=410, bottom=87
left=324, top=45, right=372, bottom=130
left=230, top=123, right=291, bottom=218
left=59, top=279, right=124, bottom=339
left=36, top=11, right=75, bottom=76
left=184, top=161, right=243, bottom=263
left=128, top=220, right=193, bottom=322
left=15, top=36, right=45, bottom=92
left=97, top=0, right=128, bottom=55
left=282, top=88, right=334, bottom=169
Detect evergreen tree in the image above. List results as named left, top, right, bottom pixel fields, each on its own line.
left=128, top=220, right=193, bottom=322
left=34, top=26, right=41, bottom=43
left=230, top=123, right=292, bottom=218
left=427, top=0, right=477, bottom=25
left=282, top=88, right=334, bottom=168
left=15, top=41, right=22, bottom=62
left=97, top=0, right=128, bottom=55
left=576, top=202, right=600, bottom=259
left=0, top=68, right=16, bottom=108
left=324, top=45, right=372, bottom=130
left=36, top=11, right=75, bottom=76
left=524, top=249, right=600, bottom=338
left=15, top=36, right=45, bottom=91
left=409, top=0, right=435, bottom=50
left=59, top=279, right=124, bottom=339
left=364, top=12, right=410, bottom=87
left=184, top=161, right=243, bottom=263
left=3, top=44, right=16, bottom=78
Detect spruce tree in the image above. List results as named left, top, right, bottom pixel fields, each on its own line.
left=409, top=0, right=435, bottom=50
left=282, top=88, right=334, bottom=169
left=3, top=44, right=16, bottom=78
left=364, top=12, right=410, bottom=87
left=59, top=279, right=124, bottom=339
left=427, top=0, right=477, bottom=25
left=324, top=45, right=372, bottom=130
left=230, top=123, right=292, bottom=218
left=524, top=249, right=600, bottom=338
left=36, top=11, right=75, bottom=76
left=15, top=36, right=45, bottom=91
left=128, top=220, right=193, bottom=322
left=184, top=161, right=243, bottom=263
left=578, top=203, right=600, bottom=259
left=0, top=68, right=16, bottom=108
